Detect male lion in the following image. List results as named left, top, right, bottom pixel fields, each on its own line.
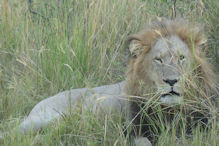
left=0, top=19, right=217, bottom=146
left=125, top=18, right=217, bottom=144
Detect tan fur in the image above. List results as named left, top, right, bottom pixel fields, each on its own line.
left=125, top=19, right=217, bottom=99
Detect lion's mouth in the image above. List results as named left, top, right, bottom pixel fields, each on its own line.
left=160, top=90, right=182, bottom=105
left=161, top=91, right=180, bottom=97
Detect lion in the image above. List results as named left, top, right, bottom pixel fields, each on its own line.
left=125, top=18, right=218, bottom=144
left=0, top=19, right=217, bottom=146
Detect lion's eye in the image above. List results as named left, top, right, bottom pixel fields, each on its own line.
left=179, top=55, right=185, bottom=60
left=178, top=55, right=185, bottom=65
left=154, top=57, right=163, bottom=63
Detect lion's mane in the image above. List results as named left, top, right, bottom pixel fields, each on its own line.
left=124, top=19, right=218, bottom=144
left=125, top=18, right=217, bottom=98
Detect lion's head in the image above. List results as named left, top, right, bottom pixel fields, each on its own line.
left=125, top=19, right=217, bottom=106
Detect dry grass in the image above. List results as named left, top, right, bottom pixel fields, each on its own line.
left=0, top=0, right=218, bottom=145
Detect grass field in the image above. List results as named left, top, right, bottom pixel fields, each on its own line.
left=0, top=0, right=218, bottom=145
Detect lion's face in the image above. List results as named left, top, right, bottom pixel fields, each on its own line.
left=126, top=19, right=216, bottom=106
left=128, top=35, right=192, bottom=105
left=146, top=35, right=191, bottom=105
left=127, top=34, right=192, bottom=105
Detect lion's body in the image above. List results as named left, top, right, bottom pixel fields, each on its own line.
left=0, top=19, right=217, bottom=146
left=13, top=81, right=127, bottom=134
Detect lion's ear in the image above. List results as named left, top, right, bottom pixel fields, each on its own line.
left=127, top=36, right=145, bottom=57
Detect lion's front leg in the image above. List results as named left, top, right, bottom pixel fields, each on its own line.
left=130, top=102, right=156, bottom=145
left=134, top=137, right=152, bottom=146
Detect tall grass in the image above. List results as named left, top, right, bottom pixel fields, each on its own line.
left=0, top=0, right=218, bottom=145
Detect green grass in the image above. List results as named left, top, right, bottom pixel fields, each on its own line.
left=0, top=0, right=218, bottom=145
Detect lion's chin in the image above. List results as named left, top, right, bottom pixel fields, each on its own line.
left=160, top=95, right=183, bottom=105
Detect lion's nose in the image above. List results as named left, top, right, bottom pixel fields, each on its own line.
left=163, top=79, right=178, bottom=86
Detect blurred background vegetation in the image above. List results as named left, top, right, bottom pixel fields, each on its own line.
left=0, top=0, right=218, bottom=145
